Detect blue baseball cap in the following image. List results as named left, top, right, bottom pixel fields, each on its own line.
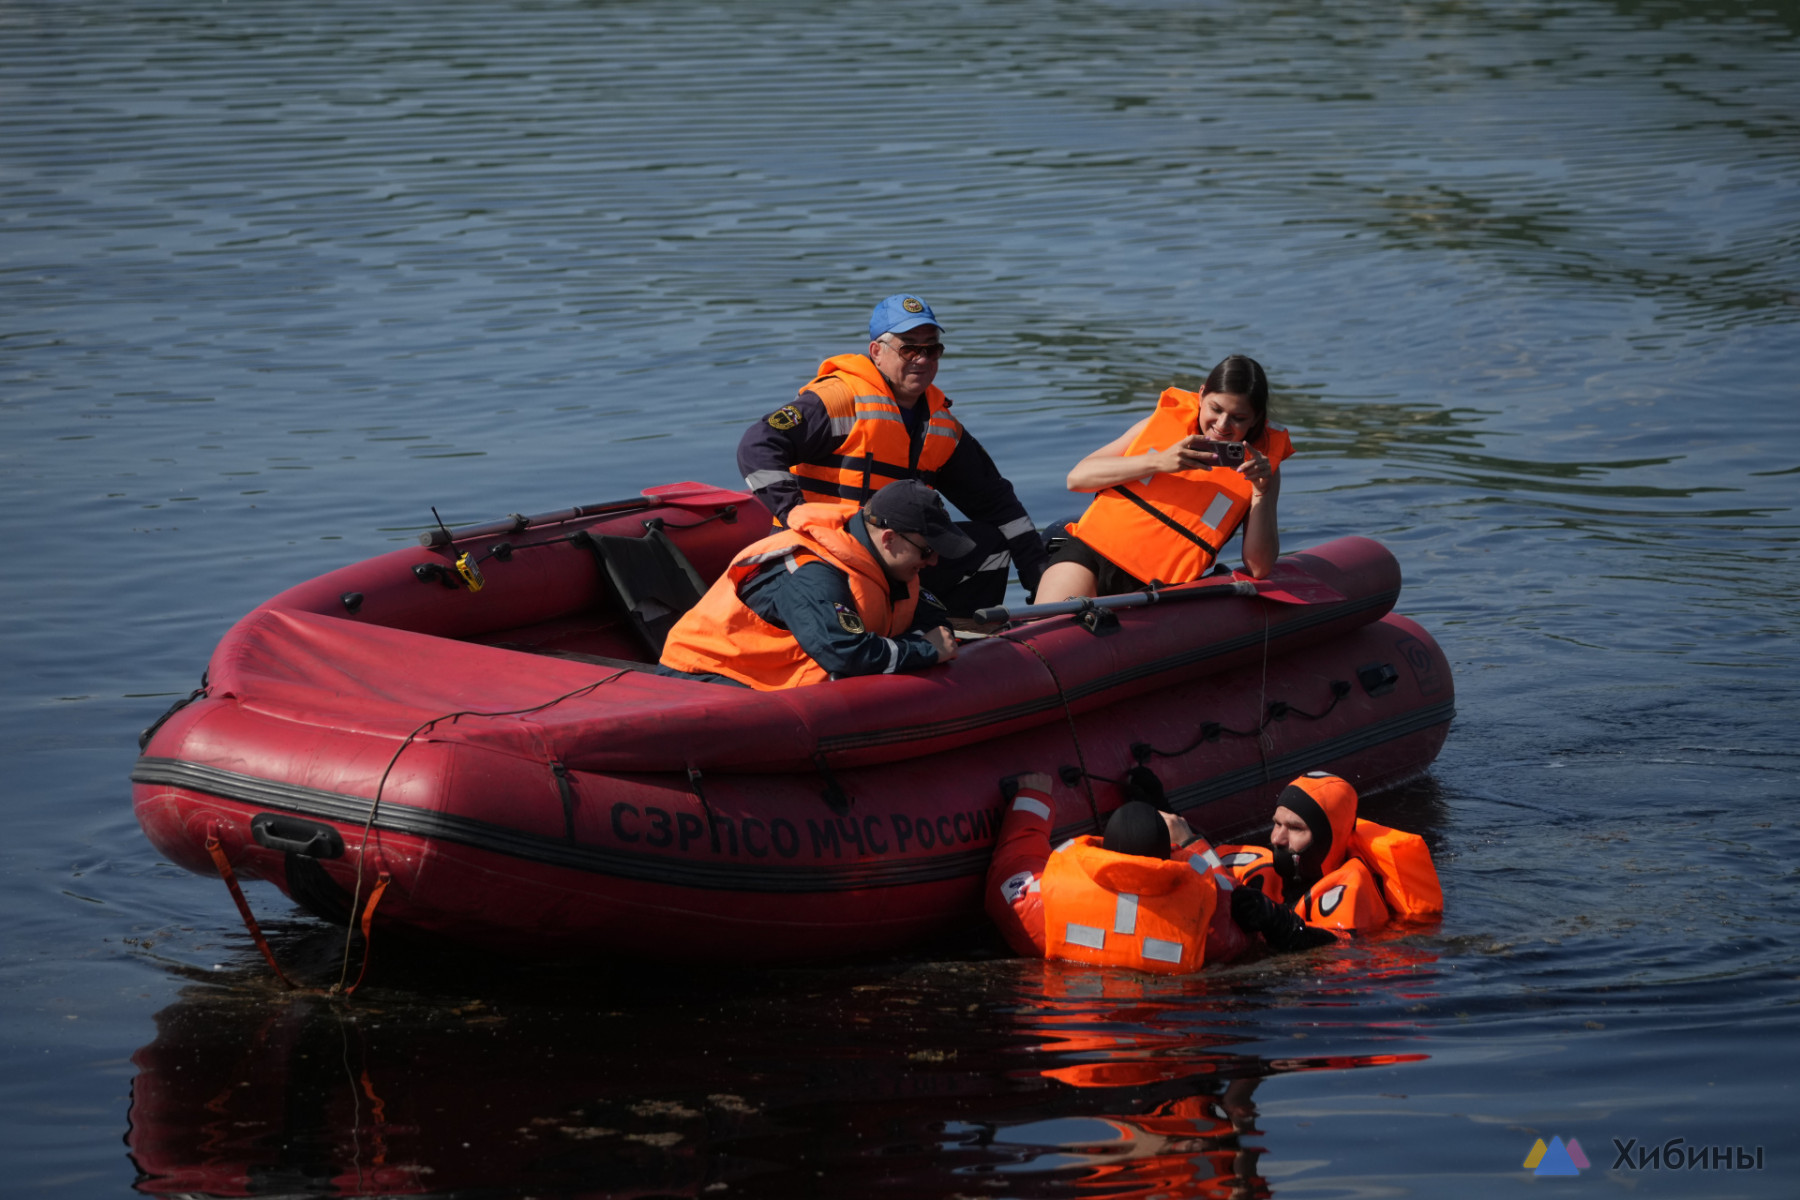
left=869, top=294, right=943, bottom=341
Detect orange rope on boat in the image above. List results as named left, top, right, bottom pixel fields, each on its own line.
left=343, top=872, right=391, bottom=997
left=204, top=828, right=301, bottom=990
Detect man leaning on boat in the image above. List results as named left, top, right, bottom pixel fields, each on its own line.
left=736, top=293, right=1049, bottom=614
left=656, top=480, right=967, bottom=689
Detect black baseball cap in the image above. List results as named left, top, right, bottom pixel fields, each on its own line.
left=864, top=480, right=977, bottom=560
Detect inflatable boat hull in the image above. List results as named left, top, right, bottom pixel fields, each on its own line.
left=132, top=484, right=1452, bottom=962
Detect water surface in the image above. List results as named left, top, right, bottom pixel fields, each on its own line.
left=2, top=0, right=1796, bottom=1195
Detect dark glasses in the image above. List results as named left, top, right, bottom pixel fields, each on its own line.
left=883, top=339, right=945, bottom=363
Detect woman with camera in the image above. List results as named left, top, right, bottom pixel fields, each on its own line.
left=1033, top=355, right=1292, bottom=602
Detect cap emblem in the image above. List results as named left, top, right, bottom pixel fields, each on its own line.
left=902, top=297, right=924, bottom=313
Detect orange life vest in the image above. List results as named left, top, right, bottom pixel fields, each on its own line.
left=1066, top=388, right=1294, bottom=585
left=658, top=504, right=918, bottom=690
left=785, top=354, right=964, bottom=514
left=1218, top=818, right=1442, bottom=937
left=1294, top=856, right=1392, bottom=934
left=1041, top=835, right=1221, bottom=974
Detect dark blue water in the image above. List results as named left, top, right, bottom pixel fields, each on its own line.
left=3, top=0, right=1797, bottom=1194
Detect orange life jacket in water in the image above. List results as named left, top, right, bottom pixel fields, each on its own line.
left=1219, top=818, right=1441, bottom=937
left=1066, top=388, right=1293, bottom=584
left=1040, top=834, right=1222, bottom=974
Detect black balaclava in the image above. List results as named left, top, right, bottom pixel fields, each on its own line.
left=1270, top=783, right=1333, bottom=891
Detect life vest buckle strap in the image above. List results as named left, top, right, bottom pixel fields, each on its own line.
left=1107, top=484, right=1224, bottom=557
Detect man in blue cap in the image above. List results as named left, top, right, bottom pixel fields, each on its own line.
left=737, top=294, right=1049, bottom=614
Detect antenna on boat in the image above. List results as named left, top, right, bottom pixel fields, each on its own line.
left=431, top=506, right=486, bottom=592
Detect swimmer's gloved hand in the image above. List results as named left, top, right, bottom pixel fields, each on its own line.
left=1230, top=884, right=1336, bottom=953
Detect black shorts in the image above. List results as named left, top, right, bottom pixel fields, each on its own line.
left=1046, top=533, right=1148, bottom=597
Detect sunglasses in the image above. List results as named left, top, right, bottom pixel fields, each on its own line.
left=897, top=532, right=940, bottom=562
left=882, top=338, right=946, bottom=363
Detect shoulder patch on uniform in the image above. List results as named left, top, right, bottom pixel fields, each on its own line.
left=919, top=588, right=946, bottom=611
left=766, top=404, right=803, bottom=431
left=833, top=603, right=865, bottom=634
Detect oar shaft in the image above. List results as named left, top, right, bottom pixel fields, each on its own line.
left=974, top=580, right=1257, bottom=624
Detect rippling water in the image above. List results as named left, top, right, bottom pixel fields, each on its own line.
left=3, top=0, right=1797, bottom=1195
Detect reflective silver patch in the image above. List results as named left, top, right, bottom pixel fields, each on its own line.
left=1064, top=923, right=1106, bottom=950
left=1113, top=893, right=1139, bottom=935
left=1142, top=937, right=1183, bottom=964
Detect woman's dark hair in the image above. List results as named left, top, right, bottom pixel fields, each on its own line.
left=1202, top=354, right=1269, bottom=444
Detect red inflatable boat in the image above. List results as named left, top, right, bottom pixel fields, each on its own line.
left=132, top=482, right=1453, bottom=963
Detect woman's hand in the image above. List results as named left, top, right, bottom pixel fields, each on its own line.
left=1238, top=444, right=1274, bottom=496
left=1148, top=436, right=1214, bottom=476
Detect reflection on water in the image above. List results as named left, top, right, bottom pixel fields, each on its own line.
left=5, top=0, right=1799, bottom=1194
left=126, top=934, right=1443, bottom=1199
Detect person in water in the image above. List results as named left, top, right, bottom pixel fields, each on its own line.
left=657, top=480, right=966, bottom=690
left=985, top=772, right=1252, bottom=973
left=736, top=294, right=1049, bottom=613
left=1034, top=354, right=1291, bottom=602
left=1216, top=771, right=1443, bottom=948
left=985, top=771, right=1443, bottom=971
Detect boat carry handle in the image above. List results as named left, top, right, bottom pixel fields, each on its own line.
left=251, top=813, right=346, bottom=859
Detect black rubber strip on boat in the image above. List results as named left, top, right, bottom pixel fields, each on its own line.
left=130, top=696, right=1450, bottom=895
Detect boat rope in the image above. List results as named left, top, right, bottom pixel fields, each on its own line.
left=1002, top=632, right=1103, bottom=832
left=205, top=828, right=307, bottom=991
left=1255, top=600, right=1273, bottom=788
left=1129, top=677, right=1351, bottom=762
left=686, top=764, right=716, bottom=826
left=334, top=670, right=631, bottom=994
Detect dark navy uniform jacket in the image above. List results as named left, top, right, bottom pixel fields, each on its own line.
left=660, top=514, right=950, bottom=686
